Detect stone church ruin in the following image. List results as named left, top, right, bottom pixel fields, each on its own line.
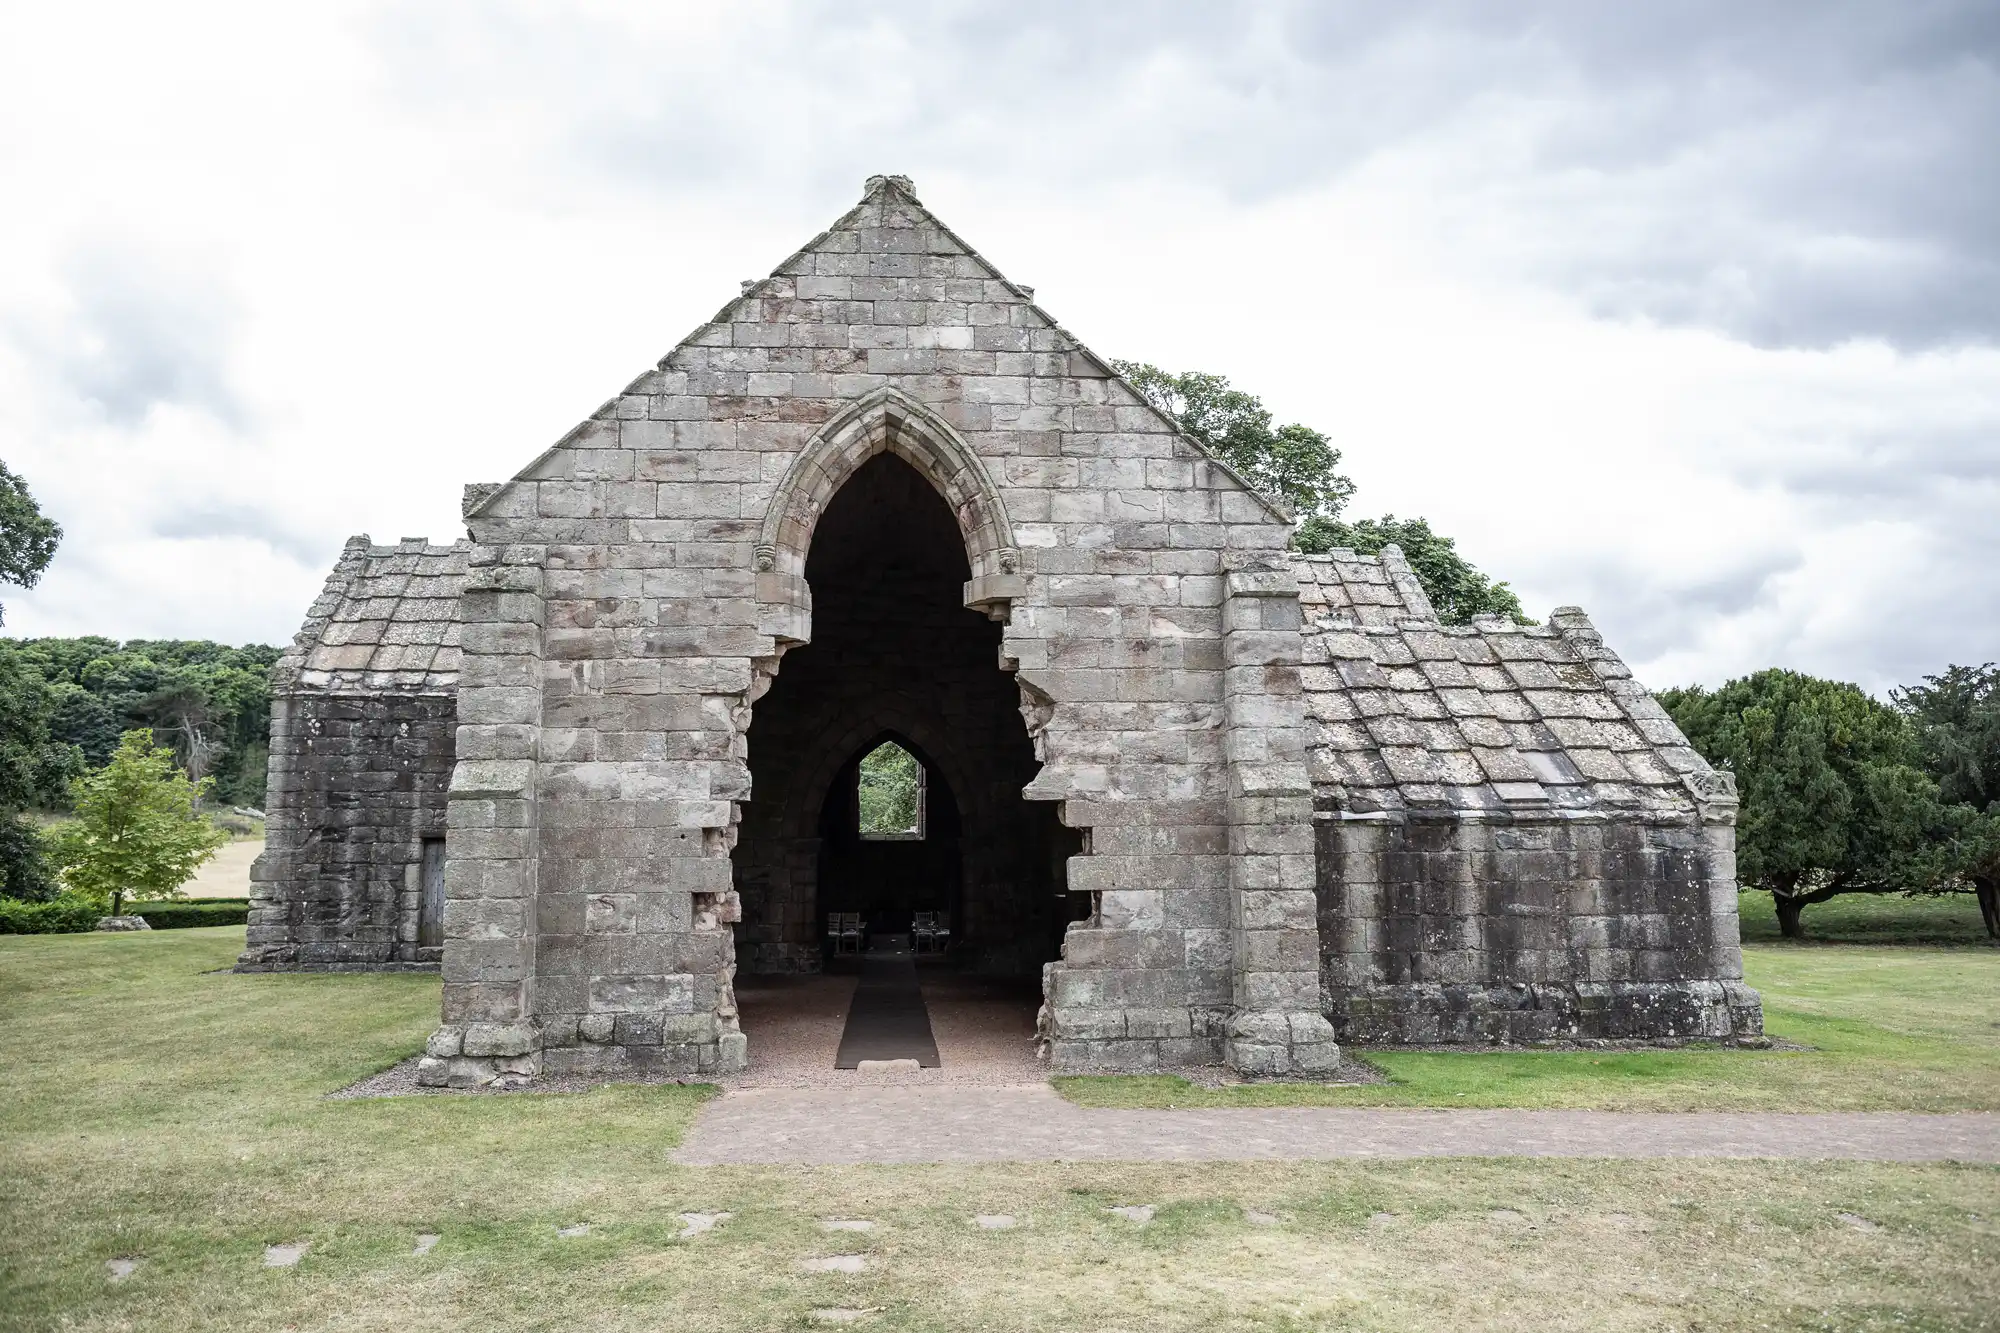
left=241, top=176, right=1762, bottom=1084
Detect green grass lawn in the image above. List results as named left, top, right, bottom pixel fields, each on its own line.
left=1059, top=901, right=2000, bottom=1112
left=3, top=927, right=1998, bottom=1331
left=1736, top=888, right=1994, bottom=947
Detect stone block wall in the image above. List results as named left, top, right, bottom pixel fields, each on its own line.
left=239, top=691, right=454, bottom=971
left=1318, top=811, right=1762, bottom=1043
left=418, top=175, right=1339, bottom=1082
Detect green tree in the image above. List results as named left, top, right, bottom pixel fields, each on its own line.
left=1114, top=361, right=1522, bottom=625
left=857, top=742, right=922, bottom=836
left=0, top=461, right=61, bottom=626
left=0, top=637, right=280, bottom=807
left=0, top=817, right=55, bottom=901
left=1113, top=361, right=1356, bottom=524
left=0, top=652, right=84, bottom=812
left=1295, top=514, right=1528, bottom=625
left=46, top=729, right=228, bottom=917
left=1662, top=669, right=1979, bottom=937
left=1894, top=663, right=2000, bottom=937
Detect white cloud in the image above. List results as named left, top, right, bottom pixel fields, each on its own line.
left=0, top=1, right=1994, bottom=692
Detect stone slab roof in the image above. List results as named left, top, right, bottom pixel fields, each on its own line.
left=274, top=536, right=469, bottom=695
left=1293, top=548, right=1732, bottom=819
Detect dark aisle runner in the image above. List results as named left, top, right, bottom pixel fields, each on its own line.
left=834, top=954, right=941, bottom=1068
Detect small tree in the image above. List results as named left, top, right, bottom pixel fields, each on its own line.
left=47, top=729, right=228, bottom=917
left=0, top=816, right=55, bottom=901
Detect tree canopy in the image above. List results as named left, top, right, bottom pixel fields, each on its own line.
left=0, top=462, right=61, bottom=628
left=1111, top=360, right=1523, bottom=625
left=1112, top=361, right=1356, bottom=525
left=1295, top=514, right=1528, bottom=625
left=1894, top=663, right=2000, bottom=936
left=0, top=652, right=85, bottom=813
left=0, top=638, right=280, bottom=809
left=1661, top=669, right=1982, bottom=937
left=857, top=741, right=922, bottom=837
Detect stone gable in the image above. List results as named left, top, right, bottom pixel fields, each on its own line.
left=244, top=176, right=1759, bottom=1083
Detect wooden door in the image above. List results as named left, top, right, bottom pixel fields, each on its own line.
left=418, top=838, right=446, bottom=949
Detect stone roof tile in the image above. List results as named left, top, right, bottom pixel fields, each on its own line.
left=1292, top=555, right=1726, bottom=818
left=277, top=536, right=471, bottom=695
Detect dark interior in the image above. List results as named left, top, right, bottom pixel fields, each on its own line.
left=732, top=451, right=1084, bottom=975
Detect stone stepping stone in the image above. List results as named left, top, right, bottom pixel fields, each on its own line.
left=106, top=1257, right=141, bottom=1282
left=809, top=1309, right=882, bottom=1324
left=264, top=1241, right=310, bottom=1267
left=822, top=1219, right=876, bottom=1232
left=678, top=1212, right=732, bottom=1239
left=801, top=1255, right=870, bottom=1273
left=1838, top=1212, right=1879, bottom=1232
left=1244, top=1209, right=1279, bottom=1226
left=556, top=1223, right=591, bottom=1238
left=414, top=1234, right=441, bottom=1256
left=1367, top=1212, right=1398, bottom=1228
left=1105, top=1205, right=1155, bottom=1225
left=1488, top=1209, right=1528, bottom=1226
left=972, top=1215, right=1017, bottom=1230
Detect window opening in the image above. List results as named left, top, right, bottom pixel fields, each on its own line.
left=856, top=741, right=925, bottom=840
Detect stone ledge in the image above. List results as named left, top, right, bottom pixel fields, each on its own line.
left=1329, top=979, right=1765, bottom=1045
left=233, top=960, right=441, bottom=974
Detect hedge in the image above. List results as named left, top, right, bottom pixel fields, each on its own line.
left=134, top=899, right=251, bottom=929
left=0, top=894, right=107, bottom=934
left=0, top=896, right=252, bottom=934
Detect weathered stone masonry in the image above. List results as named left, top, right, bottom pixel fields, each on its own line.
left=249, top=176, right=1760, bottom=1080
left=1298, top=554, right=1760, bottom=1043
left=239, top=538, right=465, bottom=971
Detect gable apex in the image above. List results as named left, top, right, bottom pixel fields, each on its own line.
left=465, top=176, right=1294, bottom=525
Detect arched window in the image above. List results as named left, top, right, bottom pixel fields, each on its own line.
left=856, top=741, right=926, bottom=840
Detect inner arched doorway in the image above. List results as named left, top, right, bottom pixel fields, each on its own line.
left=732, top=451, right=1081, bottom=991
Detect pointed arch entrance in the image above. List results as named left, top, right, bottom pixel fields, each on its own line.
left=733, top=443, right=1080, bottom=986
left=753, top=387, right=1024, bottom=649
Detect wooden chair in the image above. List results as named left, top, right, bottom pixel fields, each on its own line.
left=827, top=912, right=864, bottom=955
left=913, top=911, right=950, bottom=954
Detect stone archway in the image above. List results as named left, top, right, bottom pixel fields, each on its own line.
left=733, top=446, right=1078, bottom=982
left=753, top=386, right=1023, bottom=649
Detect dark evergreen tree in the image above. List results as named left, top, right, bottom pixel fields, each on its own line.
left=1895, top=663, right=2000, bottom=937
left=1662, top=669, right=1980, bottom=937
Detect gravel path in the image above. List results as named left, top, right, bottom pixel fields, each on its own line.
left=673, top=1084, right=2000, bottom=1164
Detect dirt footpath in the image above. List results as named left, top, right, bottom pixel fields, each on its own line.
left=674, top=1084, right=2000, bottom=1165
left=185, top=840, right=260, bottom=898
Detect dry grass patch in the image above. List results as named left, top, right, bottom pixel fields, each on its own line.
left=4, top=928, right=1997, bottom=1331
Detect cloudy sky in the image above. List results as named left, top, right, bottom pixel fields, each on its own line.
left=2, top=1, right=1995, bottom=693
